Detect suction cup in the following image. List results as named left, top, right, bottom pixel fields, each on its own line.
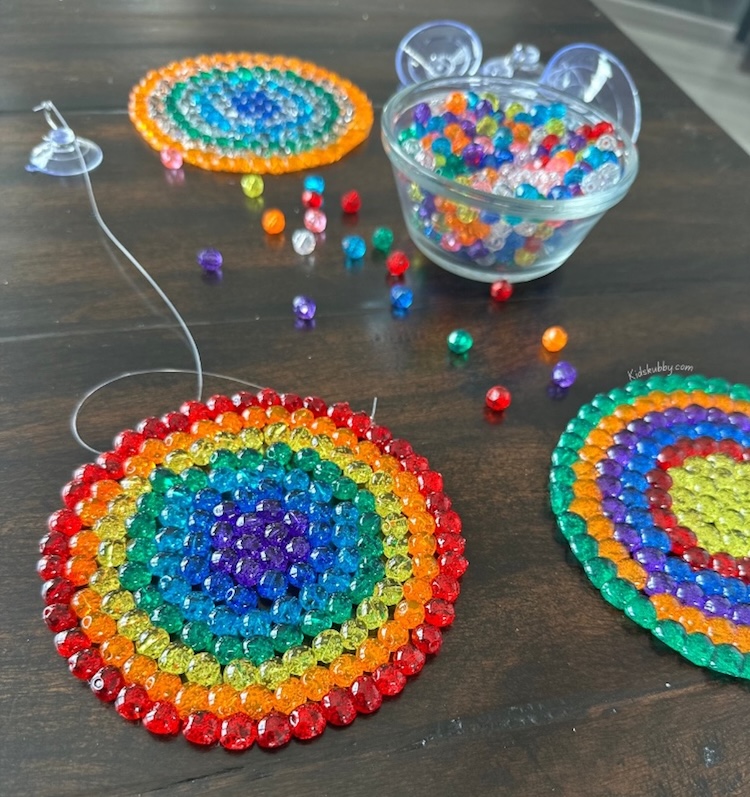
left=27, top=101, right=103, bottom=176
left=396, top=20, right=483, bottom=85
left=480, top=42, right=542, bottom=79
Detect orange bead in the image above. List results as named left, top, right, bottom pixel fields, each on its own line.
left=274, top=678, right=307, bottom=714
left=70, top=587, right=101, bottom=617
left=402, top=577, right=433, bottom=604
left=445, top=92, right=467, bottom=114
left=122, top=654, right=158, bottom=685
left=330, top=654, right=363, bottom=687
left=578, top=446, right=605, bottom=464
left=678, top=608, right=708, bottom=635
left=90, top=480, right=122, bottom=502
left=408, top=533, right=437, bottom=557
left=568, top=498, right=600, bottom=520
left=164, top=431, right=194, bottom=451
left=208, top=683, right=242, bottom=718
left=191, top=419, right=220, bottom=438
left=378, top=620, right=410, bottom=651
left=76, top=498, right=110, bottom=526
left=407, top=513, right=436, bottom=535
left=393, top=599, right=425, bottom=629
left=734, top=625, right=750, bottom=653
left=261, top=208, right=285, bottom=234
left=290, top=408, right=315, bottom=428
left=706, top=618, right=737, bottom=646
left=411, top=554, right=439, bottom=580
left=242, top=407, right=268, bottom=429
left=357, top=638, right=389, bottom=671
left=121, top=456, right=153, bottom=480
left=585, top=429, right=613, bottom=449
left=372, top=455, right=401, bottom=475
left=216, top=412, right=243, bottom=433
left=613, top=404, right=640, bottom=422
left=300, top=666, right=333, bottom=701
left=571, top=461, right=598, bottom=481
left=65, top=555, right=98, bottom=586
left=597, top=539, right=629, bottom=563
left=401, top=492, right=427, bottom=517
left=353, top=441, right=380, bottom=465
left=145, top=672, right=183, bottom=702
left=616, top=559, right=647, bottom=590
left=587, top=516, right=615, bottom=541
left=266, top=405, right=291, bottom=423
left=69, top=530, right=101, bottom=558
left=650, top=593, right=681, bottom=621
left=140, top=439, right=167, bottom=463
left=239, top=685, right=274, bottom=719
left=175, top=683, right=210, bottom=718
left=597, top=416, right=624, bottom=435
left=309, top=417, right=336, bottom=436
left=572, top=480, right=601, bottom=501
left=331, top=428, right=357, bottom=448
left=100, top=635, right=135, bottom=667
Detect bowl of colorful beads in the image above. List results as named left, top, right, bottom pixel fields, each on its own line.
left=381, top=76, right=639, bottom=282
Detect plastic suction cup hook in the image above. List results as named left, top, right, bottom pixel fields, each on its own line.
left=27, top=101, right=103, bottom=176
left=396, top=20, right=483, bottom=85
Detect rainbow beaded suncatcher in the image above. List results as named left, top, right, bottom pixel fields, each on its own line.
left=128, top=53, right=373, bottom=173
left=550, top=374, right=750, bottom=678
left=38, top=390, right=466, bottom=749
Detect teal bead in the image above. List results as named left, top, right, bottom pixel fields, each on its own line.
left=354, top=490, right=376, bottom=513
left=126, top=513, right=157, bottom=539
left=327, top=593, right=353, bottom=623
left=447, top=329, right=473, bottom=355
left=210, top=450, right=240, bottom=470
left=682, top=633, right=713, bottom=666
left=242, top=636, right=276, bottom=665
left=270, top=624, right=304, bottom=652
left=551, top=447, right=578, bottom=467
left=556, top=512, right=587, bottom=540
left=549, top=484, right=574, bottom=514
left=136, top=492, right=165, bottom=518
left=549, top=465, right=576, bottom=486
left=149, top=467, right=180, bottom=493
left=709, top=644, right=744, bottom=677
left=266, top=442, right=293, bottom=465
left=332, top=477, right=358, bottom=501
left=358, top=512, right=381, bottom=536
left=134, top=585, right=163, bottom=612
left=213, top=635, right=245, bottom=665
left=302, top=610, right=334, bottom=636
left=237, top=449, right=263, bottom=469
left=181, top=467, right=209, bottom=491
left=313, top=460, right=341, bottom=484
left=600, top=578, right=637, bottom=609
left=180, top=621, right=214, bottom=652
left=583, top=557, right=617, bottom=588
left=118, top=562, right=152, bottom=591
left=126, top=537, right=158, bottom=564
left=150, top=603, right=183, bottom=634
left=371, top=226, right=394, bottom=253
left=295, top=448, right=320, bottom=471
left=569, top=533, right=598, bottom=563
left=624, top=595, right=657, bottom=629
left=653, top=620, right=686, bottom=653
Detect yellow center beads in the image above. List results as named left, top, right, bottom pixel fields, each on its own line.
left=128, top=53, right=374, bottom=174
left=39, top=390, right=467, bottom=750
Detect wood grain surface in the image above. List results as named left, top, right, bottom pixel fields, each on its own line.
left=2, top=1, right=750, bottom=795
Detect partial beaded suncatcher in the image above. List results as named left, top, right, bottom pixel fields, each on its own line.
left=39, top=390, right=467, bottom=749
left=129, top=53, right=373, bottom=173
left=550, top=374, right=750, bottom=678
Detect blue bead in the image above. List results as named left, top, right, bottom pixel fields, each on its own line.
left=226, top=585, right=258, bottom=613
left=332, top=522, right=359, bottom=548
left=299, top=584, right=328, bottom=611
left=180, top=555, right=210, bottom=585
left=336, top=546, right=360, bottom=573
left=663, top=558, right=692, bottom=580
left=514, top=112, right=533, bottom=124
left=182, top=592, right=215, bottom=622
left=563, top=167, right=587, bottom=186
left=209, top=606, right=239, bottom=636
left=531, top=104, right=550, bottom=124
left=334, top=503, right=359, bottom=522
left=307, top=521, right=333, bottom=547
left=149, top=552, right=182, bottom=577
left=620, top=488, right=648, bottom=508
left=155, top=527, right=184, bottom=553
left=342, top=235, right=367, bottom=261
left=695, top=571, right=723, bottom=596
left=619, top=472, right=649, bottom=491
left=241, top=609, right=272, bottom=638
left=639, top=527, right=671, bottom=551
left=203, top=572, right=234, bottom=600
left=547, top=185, right=573, bottom=200
left=209, top=467, right=238, bottom=494
left=548, top=102, right=568, bottom=119
left=723, top=578, right=747, bottom=603
left=309, top=481, right=333, bottom=504
left=183, top=530, right=212, bottom=555
left=194, top=488, right=222, bottom=511
left=303, top=174, right=325, bottom=193
left=493, top=129, right=513, bottom=148
left=159, top=575, right=191, bottom=604
left=288, top=562, right=316, bottom=588
left=165, top=486, right=193, bottom=510
left=635, top=440, right=661, bottom=457
left=271, top=596, right=302, bottom=625
left=321, top=571, right=351, bottom=593
left=309, top=546, right=336, bottom=573
left=284, top=490, right=309, bottom=511
left=390, top=285, right=414, bottom=310
left=284, top=469, right=310, bottom=492
left=159, top=504, right=188, bottom=527
left=257, top=570, right=288, bottom=601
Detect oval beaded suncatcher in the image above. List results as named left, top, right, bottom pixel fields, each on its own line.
left=39, top=390, right=467, bottom=749
left=550, top=373, right=750, bottom=678
left=128, top=53, right=373, bottom=173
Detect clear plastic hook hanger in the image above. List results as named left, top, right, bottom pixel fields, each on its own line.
left=27, top=100, right=103, bottom=176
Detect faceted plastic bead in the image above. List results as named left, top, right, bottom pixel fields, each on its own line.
left=386, top=251, right=410, bottom=276
left=69, top=648, right=104, bottom=680
left=342, top=235, right=366, bottom=260
left=320, top=688, right=357, bottom=726
left=350, top=675, right=383, bottom=714
left=160, top=148, right=183, bottom=169
left=485, top=385, right=511, bottom=412
left=394, top=643, right=426, bottom=675
left=43, top=603, right=78, bottom=633
left=115, top=684, right=152, bottom=720
left=372, top=663, right=406, bottom=696
left=303, top=208, right=327, bottom=233
left=262, top=209, right=286, bottom=234
left=289, top=702, right=327, bottom=740
left=390, top=285, right=413, bottom=311
left=220, top=713, right=257, bottom=750
left=372, top=226, right=394, bottom=252
left=424, top=598, right=455, bottom=627
left=240, top=174, right=264, bottom=198
left=302, top=189, right=323, bottom=209
left=292, top=294, right=317, bottom=321
left=340, top=190, right=361, bottom=214
left=142, top=701, right=181, bottom=735
left=303, top=175, right=325, bottom=194
left=54, top=628, right=91, bottom=658
left=412, top=623, right=443, bottom=654
left=89, top=666, right=125, bottom=702
left=552, top=361, right=577, bottom=388
left=291, top=229, right=316, bottom=256
left=256, top=711, right=292, bottom=749
left=197, top=248, right=223, bottom=273
left=447, top=329, right=473, bottom=355
left=542, top=325, right=568, bottom=352
left=490, top=280, right=513, bottom=302
left=183, top=711, right=221, bottom=746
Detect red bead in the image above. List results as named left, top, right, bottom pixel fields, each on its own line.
left=43, top=603, right=77, bottom=633
left=42, top=578, right=75, bottom=605
left=61, top=480, right=90, bottom=509
left=183, top=711, right=221, bottom=746
left=645, top=469, right=672, bottom=490
left=302, top=189, right=323, bottom=209
left=257, top=388, right=281, bottom=408
left=113, top=429, right=145, bottom=456
left=417, top=470, right=443, bottom=494
left=73, top=463, right=108, bottom=484
left=424, top=598, right=455, bottom=627
left=320, top=688, right=357, bottom=726
left=232, top=391, right=259, bottom=411
left=289, top=703, right=327, bottom=740
left=683, top=546, right=711, bottom=570
left=302, top=395, right=328, bottom=417
left=47, top=508, right=82, bottom=537
left=719, top=440, right=744, bottom=460
left=667, top=526, right=697, bottom=556
left=54, top=628, right=90, bottom=658
left=256, top=712, right=292, bottom=748
left=115, top=684, right=152, bottom=721
left=434, top=510, right=462, bottom=534
left=541, top=134, right=560, bottom=150
left=434, top=531, right=465, bottom=555
left=592, top=121, right=615, bottom=138
left=412, top=623, right=443, bottom=655
left=347, top=411, right=372, bottom=437
left=96, top=451, right=126, bottom=480
left=68, top=648, right=104, bottom=680
left=710, top=553, right=739, bottom=578
left=137, top=416, right=169, bottom=439
left=490, top=280, right=513, bottom=302
left=220, top=713, right=257, bottom=750
left=281, top=393, right=303, bottom=412
left=425, top=492, right=451, bottom=513
left=431, top=573, right=461, bottom=603
left=327, top=402, right=353, bottom=425
left=39, top=531, right=70, bottom=557
left=737, top=558, right=750, bottom=581
left=438, top=552, right=468, bottom=579
left=651, top=508, right=678, bottom=530
left=365, top=424, right=392, bottom=446
left=385, top=251, right=410, bottom=276
left=486, top=385, right=512, bottom=412
left=90, top=666, right=125, bottom=702
left=161, top=411, right=190, bottom=433
left=372, top=663, right=407, bottom=696
left=179, top=400, right=211, bottom=424
left=206, top=395, right=235, bottom=415
left=143, top=701, right=181, bottom=736
left=403, top=453, right=429, bottom=472
left=350, top=676, right=383, bottom=714
left=394, top=644, right=426, bottom=676
left=37, top=555, right=65, bottom=581
left=576, top=124, right=594, bottom=139
left=340, top=190, right=361, bottom=214
left=656, top=446, right=683, bottom=470
left=384, top=438, right=413, bottom=460
left=645, top=487, right=671, bottom=509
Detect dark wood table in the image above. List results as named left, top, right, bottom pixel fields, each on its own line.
left=3, top=1, right=750, bottom=795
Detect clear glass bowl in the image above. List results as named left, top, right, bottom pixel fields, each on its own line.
left=381, top=76, right=639, bottom=282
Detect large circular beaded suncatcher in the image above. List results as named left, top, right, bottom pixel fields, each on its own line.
left=550, top=374, right=750, bottom=678
left=128, top=53, right=374, bottom=173
left=38, top=390, right=466, bottom=749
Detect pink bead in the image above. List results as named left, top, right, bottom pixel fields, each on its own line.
left=160, top=148, right=183, bottom=169
left=304, top=208, right=327, bottom=234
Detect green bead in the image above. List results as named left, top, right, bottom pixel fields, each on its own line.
left=327, top=593, right=353, bottom=623
left=181, top=466, right=209, bottom=491
left=237, top=449, right=263, bottom=469
left=551, top=447, right=578, bottom=467
left=653, top=620, right=686, bottom=652
left=149, top=467, right=179, bottom=493
left=136, top=492, right=164, bottom=518
left=731, top=383, right=750, bottom=402
left=125, top=513, right=157, bottom=539
left=354, top=490, right=377, bottom=513
left=600, top=578, right=636, bottom=609
left=150, top=603, right=183, bottom=634
left=266, top=442, right=293, bottom=465
left=709, top=644, right=744, bottom=677
left=313, top=460, right=341, bottom=484
left=590, top=394, right=617, bottom=414
left=569, top=533, right=598, bottom=563
left=624, top=595, right=657, bottom=629
left=557, top=432, right=585, bottom=452
left=243, top=636, right=275, bottom=665
left=126, top=537, right=158, bottom=564
left=557, top=512, right=587, bottom=540
left=447, top=329, right=473, bottom=355
left=224, top=659, right=260, bottom=690
left=186, top=652, right=222, bottom=686
left=294, top=448, right=320, bottom=471
left=550, top=484, right=574, bottom=514
left=213, top=635, right=244, bottom=665
left=118, top=562, right=152, bottom=591
left=577, top=405, right=602, bottom=425
left=158, top=643, right=193, bottom=674
left=180, top=621, right=214, bottom=652
left=302, top=610, right=333, bottom=637
left=311, top=629, right=344, bottom=663
left=332, top=477, right=358, bottom=501
left=682, top=633, right=713, bottom=666
left=371, top=226, right=394, bottom=253
left=549, top=465, right=576, bottom=486
left=270, top=624, right=304, bottom=652
left=210, top=449, right=240, bottom=470
left=349, top=575, right=375, bottom=603
left=584, top=557, right=617, bottom=588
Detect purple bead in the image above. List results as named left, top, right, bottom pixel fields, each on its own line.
left=613, top=523, right=641, bottom=551
left=210, top=521, right=235, bottom=549
left=234, top=535, right=263, bottom=557
left=551, top=361, right=577, bottom=389
left=213, top=501, right=239, bottom=521
left=684, top=404, right=708, bottom=423
left=643, top=411, right=668, bottom=429
left=729, top=412, right=750, bottom=431
left=461, top=143, right=484, bottom=167
left=626, top=419, right=650, bottom=437
left=662, top=407, right=687, bottom=424
left=413, top=102, right=431, bottom=126
left=283, top=510, right=309, bottom=536
left=466, top=240, right=488, bottom=260
left=596, top=475, right=621, bottom=497
left=236, top=513, right=265, bottom=535
left=601, top=496, right=626, bottom=522
left=260, top=545, right=287, bottom=570
left=597, top=459, right=623, bottom=478
left=256, top=499, right=282, bottom=521
left=475, top=99, right=493, bottom=117
left=285, top=535, right=311, bottom=562
left=235, top=556, right=263, bottom=587
left=607, top=445, right=630, bottom=466
left=644, top=572, right=676, bottom=596
left=707, top=407, right=728, bottom=423
left=634, top=547, right=666, bottom=572
left=568, top=134, right=587, bottom=151
left=613, top=430, right=638, bottom=448
left=677, top=582, right=705, bottom=608
left=732, top=604, right=750, bottom=625
left=197, top=248, right=223, bottom=273
left=264, top=521, right=288, bottom=545
left=459, top=119, right=476, bottom=137
left=292, top=295, right=316, bottom=321
left=704, top=595, right=733, bottom=618
left=211, top=548, right=238, bottom=575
